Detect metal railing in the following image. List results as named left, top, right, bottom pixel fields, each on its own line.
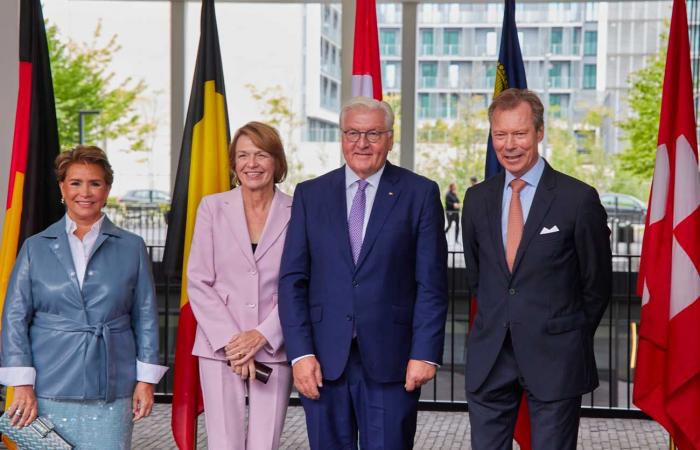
left=108, top=208, right=647, bottom=417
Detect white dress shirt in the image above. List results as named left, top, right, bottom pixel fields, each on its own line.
left=501, top=156, right=546, bottom=247
left=0, top=214, right=168, bottom=387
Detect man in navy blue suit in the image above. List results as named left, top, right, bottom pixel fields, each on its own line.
left=279, top=97, right=448, bottom=449
left=461, top=89, right=612, bottom=449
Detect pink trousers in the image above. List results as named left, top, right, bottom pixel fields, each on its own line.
left=198, top=357, right=292, bottom=450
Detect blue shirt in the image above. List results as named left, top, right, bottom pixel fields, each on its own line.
left=501, top=156, right=545, bottom=246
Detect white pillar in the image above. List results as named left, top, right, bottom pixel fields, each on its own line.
left=400, top=1, right=417, bottom=171
left=170, top=0, right=186, bottom=192
left=0, top=0, right=19, bottom=235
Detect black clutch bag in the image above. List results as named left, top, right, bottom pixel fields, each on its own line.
left=0, top=413, right=73, bottom=449
left=226, top=360, right=273, bottom=384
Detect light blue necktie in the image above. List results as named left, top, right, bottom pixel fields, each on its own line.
left=348, top=180, right=369, bottom=264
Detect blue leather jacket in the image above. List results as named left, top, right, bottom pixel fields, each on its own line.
left=1, top=217, right=161, bottom=401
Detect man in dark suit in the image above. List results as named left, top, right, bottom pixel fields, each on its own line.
left=461, top=89, right=612, bottom=449
left=445, top=182, right=461, bottom=243
left=279, top=97, right=448, bottom=449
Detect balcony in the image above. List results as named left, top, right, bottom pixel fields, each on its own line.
left=420, top=44, right=435, bottom=56
left=443, top=44, right=462, bottom=56
left=419, top=76, right=438, bottom=89
left=381, top=43, right=401, bottom=57
left=550, top=43, right=582, bottom=56
left=320, top=62, right=341, bottom=80
left=549, top=75, right=572, bottom=89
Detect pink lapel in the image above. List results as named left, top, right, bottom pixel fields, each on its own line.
left=220, top=188, right=256, bottom=269
left=254, top=189, right=292, bottom=261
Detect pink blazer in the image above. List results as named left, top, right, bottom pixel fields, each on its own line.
left=187, top=187, right=292, bottom=363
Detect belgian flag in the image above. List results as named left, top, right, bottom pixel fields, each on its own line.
left=163, top=0, right=231, bottom=448
left=0, top=0, right=63, bottom=446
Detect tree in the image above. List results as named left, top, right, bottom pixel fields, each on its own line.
left=414, top=96, right=489, bottom=194
left=616, top=28, right=668, bottom=182
left=547, top=104, right=617, bottom=193
left=47, top=21, right=155, bottom=151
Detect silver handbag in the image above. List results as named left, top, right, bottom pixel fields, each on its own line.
left=0, top=413, right=73, bottom=449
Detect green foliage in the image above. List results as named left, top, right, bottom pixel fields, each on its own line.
left=547, top=105, right=619, bottom=194
left=47, top=21, right=155, bottom=151
left=616, top=28, right=668, bottom=181
left=414, top=96, right=489, bottom=194
left=245, top=84, right=318, bottom=192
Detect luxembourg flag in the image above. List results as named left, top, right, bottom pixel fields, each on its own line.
left=352, top=0, right=382, bottom=100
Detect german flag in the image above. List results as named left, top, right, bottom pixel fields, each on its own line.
left=0, top=0, right=63, bottom=446
left=163, top=0, right=231, bottom=448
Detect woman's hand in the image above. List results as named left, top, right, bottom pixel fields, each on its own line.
left=225, top=330, right=268, bottom=367
left=132, top=382, right=155, bottom=422
left=6, top=385, right=37, bottom=428
left=238, top=358, right=259, bottom=382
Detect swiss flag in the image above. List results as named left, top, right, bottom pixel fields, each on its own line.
left=352, top=0, right=382, bottom=100
left=633, top=0, right=700, bottom=448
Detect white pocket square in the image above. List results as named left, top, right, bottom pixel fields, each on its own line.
left=540, top=225, right=560, bottom=235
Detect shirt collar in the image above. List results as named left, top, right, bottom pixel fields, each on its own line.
left=504, top=156, right=545, bottom=189
left=345, top=164, right=386, bottom=190
left=65, top=213, right=106, bottom=236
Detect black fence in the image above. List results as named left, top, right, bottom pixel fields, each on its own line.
left=114, top=206, right=646, bottom=418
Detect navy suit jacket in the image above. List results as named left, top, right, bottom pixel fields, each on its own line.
left=279, top=163, right=448, bottom=383
left=461, top=161, right=612, bottom=401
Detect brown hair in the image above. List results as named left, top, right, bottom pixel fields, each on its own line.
left=229, top=122, right=288, bottom=186
left=488, top=88, right=545, bottom=132
left=55, top=145, right=114, bottom=185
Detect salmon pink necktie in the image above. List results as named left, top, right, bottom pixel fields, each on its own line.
left=506, top=179, right=527, bottom=272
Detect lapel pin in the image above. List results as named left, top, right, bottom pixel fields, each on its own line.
left=389, top=192, right=394, bottom=196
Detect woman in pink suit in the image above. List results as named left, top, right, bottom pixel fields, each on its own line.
left=187, top=122, right=292, bottom=450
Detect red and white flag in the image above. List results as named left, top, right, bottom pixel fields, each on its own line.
left=633, top=0, right=700, bottom=448
left=352, top=0, right=382, bottom=100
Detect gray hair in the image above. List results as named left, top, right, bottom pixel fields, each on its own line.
left=339, top=96, right=395, bottom=130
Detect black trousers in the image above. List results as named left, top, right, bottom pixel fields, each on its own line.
left=467, top=333, right=582, bottom=450
left=445, top=211, right=460, bottom=241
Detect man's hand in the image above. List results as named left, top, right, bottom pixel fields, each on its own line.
left=404, top=359, right=436, bottom=392
left=292, top=356, right=323, bottom=400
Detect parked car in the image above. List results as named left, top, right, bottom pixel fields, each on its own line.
left=118, top=189, right=171, bottom=207
left=600, top=193, right=647, bottom=224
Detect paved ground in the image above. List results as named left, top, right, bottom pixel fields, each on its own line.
left=131, top=404, right=669, bottom=449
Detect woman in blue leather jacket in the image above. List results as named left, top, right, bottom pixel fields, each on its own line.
left=0, top=146, right=167, bottom=449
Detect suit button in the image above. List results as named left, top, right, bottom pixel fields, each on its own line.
left=352, top=280, right=359, bottom=287
left=346, top=315, right=353, bottom=321
left=509, top=288, right=516, bottom=295
left=503, top=322, right=510, bottom=328
left=247, top=303, right=256, bottom=308
left=249, top=269, right=257, bottom=276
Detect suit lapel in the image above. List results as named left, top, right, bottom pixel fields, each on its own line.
left=486, top=173, right=510, bottom=279
left=42, top=219, right=83, bottom=300
left=328, top=168, right=356, bottom=271
left=354, top=164, right=401, bottom=271
left=254, top=189, right=291, bottom=261
left=222, top=189, right=257, bottom=269
left=512, top=163, right=557, bottom=274
left=89, top=216, right=120, bottom=260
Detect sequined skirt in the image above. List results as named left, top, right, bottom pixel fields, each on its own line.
left=37, top=397, right=133, bottom=450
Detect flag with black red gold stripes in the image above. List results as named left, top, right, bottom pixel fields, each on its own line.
left=163, top=1, right=231, bottom=448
